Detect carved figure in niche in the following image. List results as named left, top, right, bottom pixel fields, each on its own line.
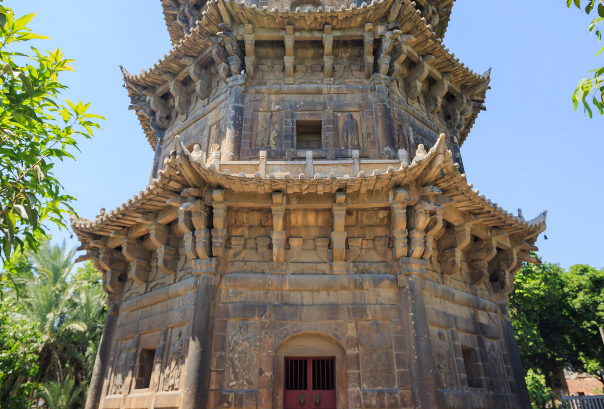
left=487, top=342, right=506, bottom=393
left=164, top=330, right=184, bottom=391
left=395, top=123, right=414, bottom=153
left=112, top=346, right=128, bottom=395
left=190, top=143, right=203, bottom=163
left=341, top=113, right=360, bottom=149
left=411, top=144, right=428, bottom=166
left=255, top=112, right=279, bottom=149
left=228, top=320, right=259, bottom=388
left=359, top=320, right=394, bottom=388
left=208, top=120, right=223, bottom=158
left=436, top=330, right=454, bottom=390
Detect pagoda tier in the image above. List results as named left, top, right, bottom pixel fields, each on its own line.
left=125, top=0, right=488, bottom=167
left=161, top=0, right=457, bottom=45
left=75, top=136, right=544, bottom=409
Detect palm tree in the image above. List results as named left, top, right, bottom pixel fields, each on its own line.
left=36, top=376, right=85, bottom=409
left=3, top=239, right=106, bottom=404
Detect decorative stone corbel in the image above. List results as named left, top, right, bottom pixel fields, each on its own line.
left=157, top=245, right=178, bottom=275
left=391, top=188, right=409, bottom=260
left=405, top=55, right=434, bottom=100
left=377, top=28, right=402, bottom=75
left=169, top=80, right=191, bottom=116
left=149, top=222, right=170, bottom=249
left=331, top=191, right=347, bottom=264
left=149, top=94, right=170, bottom=129
left=389, top=35, right=416, bottom=80
left=185, top=62, right=210, bottom=100
left=244, top=24, right=255, bottom=79
left=284, top=26, right=295, bottom=85
left=217, top=24, right=243, bottom=77
left=211, top=189, right=227, bottom=263
left=323, top=25, right=334, bottom=83
left=128, top=259, right=149, bottom=285
left=426, top=74, right=452, bottom=115
left=99, top=248, right=128, bottom=295
left=467, top=238, right=497, bottom=286
left=489, top=248, right=519, bottom=294
left=407, top=201, right=432, bottom=258
left=286, top=237, right=303, bottom=262
left=182, top=199, right=211, bottom=260
left=122, top=237, right=151, bottom=262
left=363, top=23, right=374, bottom=79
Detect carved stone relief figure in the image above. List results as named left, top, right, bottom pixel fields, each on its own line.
left=164, top=329, right=184, bottom=391
left=207, top=119, right=224, bottom=159
left=227, top=320, right=259, bottom=389
left=411, top=144, right=428, bottom=166
left=436, top=330, right=454, bottom=390
left=255, top=112, right=279, bottom=149
left=359, top=320, right=395, bottom=388
left=112, top=345, right=128, bottom=395
left=190, top=143, right=203, bottom=163
left=341, top=113, right=360, bottom=149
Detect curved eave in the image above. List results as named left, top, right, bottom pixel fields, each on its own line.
left=433, top=0, right=455, bottom=39
left=72, top=135, right=546, bottom=245
left=161, top=0, right=186, bottom=46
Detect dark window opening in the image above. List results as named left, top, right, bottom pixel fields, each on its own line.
left=285, top=358, right=308, bottom=390
left=135, top=348, right=156, bottom=389
left=296, top=120, right=322, bottom=149
left=578, top=392, right=585, bottom=396
left=312, top=358, right=335, bottom=391
left=462, top=347, right=483, bottom=389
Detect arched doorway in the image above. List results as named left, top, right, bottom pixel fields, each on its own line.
left=274, top=333, right=347, bottom=409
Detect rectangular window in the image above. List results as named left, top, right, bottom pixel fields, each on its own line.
left=462, top=347, right=483, bottom=389
left=285, top=358, right=308, bottom=390
left=296, top=120, right=322, bottom=149
left=135, top=348, right=156, bottom=389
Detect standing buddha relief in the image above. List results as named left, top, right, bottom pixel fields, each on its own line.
left=255, top=112, right=279, bottom=149
left=340, top=112, right=361, bottom=149
left=207, top=119, right=224, bottom=161
left=227, top=320, right=259, bottom=389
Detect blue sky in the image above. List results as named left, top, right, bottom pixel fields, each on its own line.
left=11, top=1, right=604, bottom=269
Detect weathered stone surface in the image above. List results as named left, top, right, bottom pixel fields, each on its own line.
left=78, top=1, right=545, bottom=409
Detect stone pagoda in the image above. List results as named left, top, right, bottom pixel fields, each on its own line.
left=75, top=1, right=547, bottom=409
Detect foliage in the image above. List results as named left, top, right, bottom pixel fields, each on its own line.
left=36, top=376, right=85, bottom=409
left=0, top=302, right=40, bottom=409
left=566, top=0, right=604, bottom=116
left=510, top=257, right=604, bottom=382
left=525, top=369, right=556, bottom=409
left=0, top=237, right=106, bottom=408
left=0, top=6, right=103, bottom=271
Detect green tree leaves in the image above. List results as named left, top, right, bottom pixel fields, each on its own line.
left=0, top=6, right=103, bottom=270
left=567, top=0, right=604, bottom=117
left=510, top=258, right=604, bottom=382
left=0, top=238, right=107, bottom=407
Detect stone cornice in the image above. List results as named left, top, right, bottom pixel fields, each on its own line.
left=71, top=135, right=546, bottom=244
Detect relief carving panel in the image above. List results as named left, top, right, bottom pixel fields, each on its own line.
left=336, top=112, right=363, bottom=149
left=254, top=111, right=280, bottom=149
left=163, top=328, right=185, bottom=391
left=227, top=320, right=260, bottom=389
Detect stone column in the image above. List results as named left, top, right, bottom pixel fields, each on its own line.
left=397, top=258, right=439, bottom=409
left=181, top=260, right=218, bottom=409
left=372, top=73, right=396, bottom=155
left=222, top=74, right=247, bottom=161
left=84, top=295, right=120, bottom=409
left=500, top=305, right=532, bottom=409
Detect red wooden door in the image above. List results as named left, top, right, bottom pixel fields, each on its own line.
left=284, top=358, right=336, bottom=409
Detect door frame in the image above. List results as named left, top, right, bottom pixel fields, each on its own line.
left=274, top=333, right=347, bottom=409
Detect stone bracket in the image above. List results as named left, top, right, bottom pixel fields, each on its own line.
left=157, top=245, right=177, bottom=275
left=128, top=259, right=149, bottom=285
